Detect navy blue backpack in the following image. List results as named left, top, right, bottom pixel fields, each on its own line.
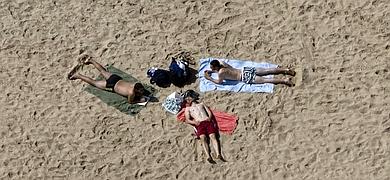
left=147, top=68, right=171, bottom=88
left=169, top=58, right=188, bottom=87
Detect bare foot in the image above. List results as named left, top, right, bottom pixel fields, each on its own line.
left=284, top=78, right=295, bottom=87
left=68, top=73, right=80, bottom=80
left=67, top=64, right=81, bottom=80
left=78, top=54, right=93, bottom=65
left=217, top=155, right=227, bottom=162
left=207, top=157, right=216, bottom=164
left=285, top=69, right=296, bottom=76
left=84, top=58, right=93, bottom=65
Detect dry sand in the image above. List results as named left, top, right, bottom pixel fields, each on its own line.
left=1, top=0, right=390, bottom=179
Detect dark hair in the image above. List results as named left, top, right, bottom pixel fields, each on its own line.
left=134, top=83, right=144, bottom=90
left=183, top=89, right=199, bottom=100
left=210, top=60, right=221, bottom=68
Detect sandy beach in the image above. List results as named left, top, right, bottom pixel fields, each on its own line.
left=1, top=0, right=389, bottom=179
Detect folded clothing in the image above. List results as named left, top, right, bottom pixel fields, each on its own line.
left=162, top=92, right=184, bottom=114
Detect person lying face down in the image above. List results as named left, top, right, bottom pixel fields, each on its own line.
left=204, top=59, right=296, bottom=86
left=183, top=90, right=225, bottom=163
left=68, top=56, right=147, bottom=104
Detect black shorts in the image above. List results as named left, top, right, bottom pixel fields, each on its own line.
left=106, top=74, right=122, bottom=90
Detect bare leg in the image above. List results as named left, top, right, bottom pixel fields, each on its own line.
left=255, top=67, right=295, bottom=76
left=70, top=73, right=107, bottom=89
left=85, top=59, right=112, bottom=79
left=199, top=135, right=215, bottom=164
left=253, top=76, right=294, bottom=86
left=209, top=133, right=226, bottom=162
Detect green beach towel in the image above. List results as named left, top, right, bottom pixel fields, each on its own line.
left=84, top=65, right=156, bottom=115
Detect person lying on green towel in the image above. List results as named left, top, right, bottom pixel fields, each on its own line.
left=68, top=56, right=147, bottom=104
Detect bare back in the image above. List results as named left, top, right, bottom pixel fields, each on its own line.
left=219, top=67, right=241, bottom=81
left=188, top=103, right=211, bottom=122
left=218, top=60, right=241, bottom=81
left=114, top=80, right=135, bottom=97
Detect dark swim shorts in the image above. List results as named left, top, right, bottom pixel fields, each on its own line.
left=106, top=74, right=122, bottom=91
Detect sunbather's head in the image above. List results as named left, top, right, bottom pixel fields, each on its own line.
left=210, top=60, right=222, bottom=72
left=134, top=83, right=144, bottom=96
left=183, top=89, right=199, bottom=103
